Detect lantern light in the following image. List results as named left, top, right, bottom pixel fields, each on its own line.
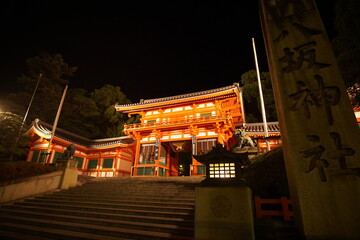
left=193, top=143, right=250, bottom=185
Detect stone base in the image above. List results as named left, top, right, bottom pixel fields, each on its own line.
left=233, top=147, right=259, bottom=159
left=58, top=159, right=78, bottom=190
left=57, top=159, right=78, bottom=170
left=195, top=185, right=255, bottom=240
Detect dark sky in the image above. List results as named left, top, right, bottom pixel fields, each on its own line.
left=0, top=0, right=335, bottom=103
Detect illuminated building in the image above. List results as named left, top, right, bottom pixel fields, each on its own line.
left=27, top=83, right=360, bottom=178
left=26, top=119, right=135, bottom=177
left=115, top=83, right=245, bottom=176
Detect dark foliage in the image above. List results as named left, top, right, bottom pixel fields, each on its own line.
left=241, top=146, right=289, bottom=198
left=59, top=85, right=131, bottom=138
left=7, top=52, right=77, bottom=124
left=240, top=70, right=277, bottom=123
left=331, top=1, right=360, bottom=109
left=1, top=52, right=132, bottom=139
left=0, top=112, right=32, bottom=161
left=0, top=161, right=57, bottom=183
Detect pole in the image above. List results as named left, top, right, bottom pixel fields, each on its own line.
left=252, top=38, right=270, bottom=151
left=10, top=73, right=42, bottom=161
left=44, top=84, right=68, bottom=164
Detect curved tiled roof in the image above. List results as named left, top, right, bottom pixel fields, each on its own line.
left=115, top=83, right=241, bottom=112
left=244, top=122, right=281, bottom=136
left=29, top=119, right=134, bottom=149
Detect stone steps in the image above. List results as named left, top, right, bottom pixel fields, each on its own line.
left=21, top=198, right=194, bottom=214
left=0, top=176, right=202, bottom=239
left=0, top=208, right=193, bottom=235
left=0, top=229, right=54, bottom=240
left=66, top=187, right=196, bottom=194
left=1, top=205, right=193, bottom=226
left=3, top=201, right=194, bottom=219
left=0, top=214, right=193, bottom=239
left=35, top=195, right=195, bottom=208
left=54, top=190, right=195, bottom=197
left=55, top=192, right=195, bottom=199
left=0, top=221, right=159, bottom=240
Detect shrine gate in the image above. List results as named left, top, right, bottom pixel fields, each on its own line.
left=115, top=83, right=245, bottom=177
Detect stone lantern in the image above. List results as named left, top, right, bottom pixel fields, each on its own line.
left=193, top=143, right=250, bottom=185
left=193, top=143, right=255, bottom=240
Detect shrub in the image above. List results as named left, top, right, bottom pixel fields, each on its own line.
left=0, top=161, right=57, bottom=182
left=241, top=146, right=290, bottom=198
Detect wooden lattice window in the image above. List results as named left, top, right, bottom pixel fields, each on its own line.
left=31, top=151, right=47, bottom=163
left=200, top=112, right=212, bottom=118
left=103, top=158, right=113, bottom=169
left=31, top=151, right=40, bottom=162
left=147, top=119, right=156, bottom=124
left=197, top=165, right=206, bottom=175
left=139, top=144, right=156, bottom=164
left=54, top=152, right=63, bottom=162
left=197, top=138, right=217, bottom=155
left=159, top=167, right=166, bottom=176
left=74, top=156, right=84, bottom=169
left=137, top=167, right=154, bottom=176
left=87, top=159, right=98, bottom=169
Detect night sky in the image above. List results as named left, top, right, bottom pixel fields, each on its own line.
left=0, top=0, right=335, bottom=103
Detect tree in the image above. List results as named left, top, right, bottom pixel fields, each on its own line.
left=240, top=70, right=277, bottom=123
left=57, top=88, right=101, bottom=139
left=0, top=112, right=32, bottom=161
left=126, top=114, right=141, bottom=125
left=59, top=85, right=132, bottom=139
left=3, top=52, right=133, bottom=140
left=347, top=83, right=360, bottom=110
left=6, top=52, right=77, bottom=124
left=90, top=84, right=131, bottom=138
left=329, top=0, right=360, bottom=109
left=331, top=0, right=360, bottom=87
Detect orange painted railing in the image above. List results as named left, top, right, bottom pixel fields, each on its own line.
left=124, top=116, right=232, bottom=130
left=254, top=196, right=293, bottom=221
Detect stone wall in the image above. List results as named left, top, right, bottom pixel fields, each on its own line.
left=0, top=170, right=63, bottom=203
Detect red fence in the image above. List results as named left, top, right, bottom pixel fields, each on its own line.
left=254, top=196, right=293, bottom=221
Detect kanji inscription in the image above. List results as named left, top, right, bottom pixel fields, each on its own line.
left=327, top=132, right=355, bottom=169
left=279, top=41, right=331, bottom=73
left=300, top=135, right=328, bottom=182
left=289, top=81, right=313, bottom=119
left=289, top=75, right=340, bottom=125
left=311, top=75, right=340, bottom=125
left=300, top=132, right=357, bottom=182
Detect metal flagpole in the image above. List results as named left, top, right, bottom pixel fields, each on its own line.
left=10, top=73, right=43, bottom=161
left=44, top=84, right=68, bottom=164
left=252, top=38, right=271, bottom=151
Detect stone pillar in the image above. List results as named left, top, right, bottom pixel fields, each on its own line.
left=195, top=186, right=255, bottom=240
left=259, top=0, right=360, bottom=239
left=58, top=159, right=78, bottom=190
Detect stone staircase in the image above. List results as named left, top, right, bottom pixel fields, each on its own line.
left=0, top=176, right=204, bottom=240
